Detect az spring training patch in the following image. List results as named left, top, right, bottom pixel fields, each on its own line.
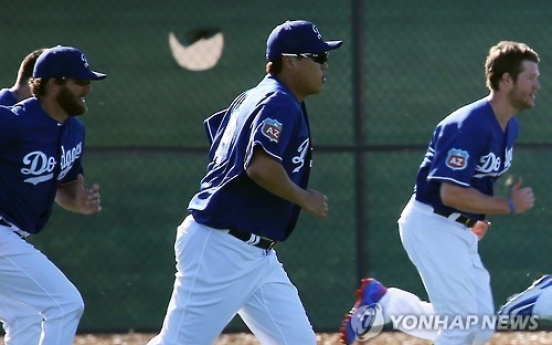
left=446, top=148, right=469, bottom=170
left=261, top=118, right=282, bottom=143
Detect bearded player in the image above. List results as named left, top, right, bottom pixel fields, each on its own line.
left=0, top=45, right=105, bottom=345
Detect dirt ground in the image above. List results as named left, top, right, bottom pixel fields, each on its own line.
left=2, top=331, right=546, bottom=345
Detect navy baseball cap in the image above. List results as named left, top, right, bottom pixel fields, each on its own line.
left=266, top=20, right=342, bottom=61
left=33, top=45, right=107, bottom=80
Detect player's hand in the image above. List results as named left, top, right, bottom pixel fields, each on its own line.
left=471, top=220, right=491, bottom=241
left=77, top=175, right=102, bottom=215
left=509, top=177, right=534, bottom=214
left=303, top=189, right=328, bottom=220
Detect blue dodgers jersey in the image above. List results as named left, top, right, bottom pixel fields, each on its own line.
left=189, top=74, right=312, bottom=241
left=0, top=88, right=17, bottom=106
left=0, top=98, right=85, bottom=233
left=415, top=98, right=519, bottom=219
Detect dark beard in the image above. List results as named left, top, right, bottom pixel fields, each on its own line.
left=57, top=86, right=87, bottom=116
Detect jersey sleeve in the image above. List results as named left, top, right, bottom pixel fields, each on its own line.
left=427, top=121, right=489, bottom=187
left=246, top=101, right=298, bottom=166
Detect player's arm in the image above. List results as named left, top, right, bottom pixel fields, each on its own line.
left=246, top=146, right=328, bottom=220
left=55, top=174, right=102, bottom=215
left=440, top=179, right=534, bottom=214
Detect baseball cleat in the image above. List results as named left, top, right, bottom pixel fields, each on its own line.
left=339, top=278, right=388, bottom=345
left=498, top=274, right=552, bottom=316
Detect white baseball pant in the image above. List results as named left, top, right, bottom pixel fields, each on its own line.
left=534, top=289, right=552, bottom=318
left=0, top=224, right=84, bottom=345
left=147, top=215, right=316, bottom=345
left=503, top=281, right=552, bottom=319
left=0, top=297, right=42, bottom=345
left=393, top=197, right=495, bottom=345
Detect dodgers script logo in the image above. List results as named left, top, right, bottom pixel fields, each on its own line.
left=292, top=139, right=309, bottom=173
left=21, top=143, right=82, bottom=185
left=350, top=303, right=385, bottom=341
left=474, top=148, right=513, bottom=178
left=59, top=144, right=83, bottom=179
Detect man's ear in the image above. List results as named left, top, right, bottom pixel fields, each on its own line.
left=500, top=72, right=514, bottom=88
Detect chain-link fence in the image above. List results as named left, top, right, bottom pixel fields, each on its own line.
left=1, top=0, right=551, bottom=333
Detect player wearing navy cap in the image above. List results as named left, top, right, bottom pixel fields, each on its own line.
left=147, top=20, right=341, bottom=345
left=340, top=41, right=539, bottom=345
left=0, top=45, right=105, bottom=345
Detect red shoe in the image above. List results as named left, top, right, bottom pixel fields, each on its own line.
left=339, top=278, right=387, bottom=344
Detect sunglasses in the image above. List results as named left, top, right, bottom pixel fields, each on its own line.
left=281, top=52, right=329, bottom=64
